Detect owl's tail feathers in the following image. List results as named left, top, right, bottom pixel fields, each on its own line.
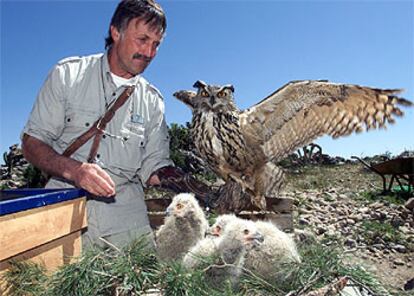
left=251, top=194, right=268, bottom=211
left=213, top=180, right=253, bottom=214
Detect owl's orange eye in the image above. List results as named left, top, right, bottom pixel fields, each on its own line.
left=201, top=90, right=209, bottom=97
left=176, top=203, right=183, bottom=210
left=217, top=91, right=226, bottom=98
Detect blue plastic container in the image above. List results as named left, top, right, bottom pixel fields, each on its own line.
left=0, top=188, right=86, bottom=216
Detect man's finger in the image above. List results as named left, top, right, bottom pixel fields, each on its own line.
left=94, top=166, right=116, bottom=189
left=80, top=171, right=114, bottom=197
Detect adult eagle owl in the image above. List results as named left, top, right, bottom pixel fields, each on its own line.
left=174, top=80, right=412, bottom=210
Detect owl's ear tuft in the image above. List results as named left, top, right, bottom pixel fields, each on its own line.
left=193, top=80, right=207, bottom=89
left=223, top=84, right=235, bottom=93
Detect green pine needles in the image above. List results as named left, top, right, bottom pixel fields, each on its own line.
left=2, top=236, right=391, bottom=296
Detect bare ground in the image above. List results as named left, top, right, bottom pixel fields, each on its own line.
left=283, top=162, right=414, bottom=295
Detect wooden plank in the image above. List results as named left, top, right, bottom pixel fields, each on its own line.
left=267, top=198, right=293, bottom=213
left=0, top=231, right=83, bottom=296
left=148, top=213, right=165, bottom=230
left=0, top=230, right=82, bottom=272
left=0, top=197, right=87, bottom=261
left=238, top=212, right=293, bottom=232
left=146, top=197, right=292, bottom=213
left=242, top=197, right=293, bottom=212
left=148, top=211, right=292, bottom=232
left=145, top=198, right=172, bottom=211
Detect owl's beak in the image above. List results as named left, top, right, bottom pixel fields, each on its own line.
left=209, top=96, right=215, bottom=106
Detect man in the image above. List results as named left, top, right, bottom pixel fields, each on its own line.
left=21, top=0, right=173, bottom=248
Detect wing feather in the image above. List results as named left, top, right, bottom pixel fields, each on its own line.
left=239, top=80, right=411, bottom=161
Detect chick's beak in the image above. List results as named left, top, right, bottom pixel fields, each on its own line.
left=249, top=231, right=264, bottom=247
left=166, top=206, right=172, bottom=216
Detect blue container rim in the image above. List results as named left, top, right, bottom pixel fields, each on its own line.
left=0, top=188, right=87, bottom=216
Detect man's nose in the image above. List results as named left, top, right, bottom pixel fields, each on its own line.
left=143, top=44, right=156, bottom=59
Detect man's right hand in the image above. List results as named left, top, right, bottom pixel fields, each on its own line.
left=72, top=163, right=116, bottom=197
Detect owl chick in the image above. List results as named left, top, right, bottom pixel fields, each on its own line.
left=244, top=220, right=301, bottom=280
left=182, top=214, right=238, bottom=268
left=209, top=213, right=241, bottom=236
left=210, top=215, right=301, bottom=280
left=174, top=80, right=412, bottom=210
left=183, top=219, right=263, bottom=288
left=155, top=193, right=208, bottom=261
left=182, top=235, right=218, bottom=270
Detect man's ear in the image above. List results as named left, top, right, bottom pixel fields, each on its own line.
left=110, top=25, right=121, bottom=42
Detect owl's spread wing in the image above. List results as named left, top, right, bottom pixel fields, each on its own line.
left=239, top=80, right=411, bottom=161
left=173, top=90, right=197, bottom=109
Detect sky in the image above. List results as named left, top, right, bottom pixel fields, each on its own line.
left=1, top=0, right=413, bottom=161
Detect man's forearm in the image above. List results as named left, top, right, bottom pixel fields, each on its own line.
left=22, top=134, right=116, bottom=196
left=21, top=134, right=81, bottom=182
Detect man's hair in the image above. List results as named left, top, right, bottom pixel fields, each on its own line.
left=105, top=0, right=166, bottom=50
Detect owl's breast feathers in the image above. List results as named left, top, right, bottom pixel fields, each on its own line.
left=191, top=110, right=257, bottom=180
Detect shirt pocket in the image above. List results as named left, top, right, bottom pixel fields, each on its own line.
left=113, top=122, right=147, bottom=171
left=60, top=106, right=99, bottom=146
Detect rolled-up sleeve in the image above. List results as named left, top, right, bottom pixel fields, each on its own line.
left=21, top=65, right=66, bottom=146
left=137, top=95, right=173, bottom=185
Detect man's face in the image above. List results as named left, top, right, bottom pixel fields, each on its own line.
left=110, top=18, right=163, bottom=78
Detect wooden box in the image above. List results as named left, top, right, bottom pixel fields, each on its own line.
left=145, top=197, right=293, bottom=232
left=0, top=189, right=87, bottom=282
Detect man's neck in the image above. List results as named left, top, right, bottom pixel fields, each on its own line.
left=107, top=49, right=134, bottom=79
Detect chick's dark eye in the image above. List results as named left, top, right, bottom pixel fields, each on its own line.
left=176, top=203, right=183, bottom=210
left=243, top=229, right=250, bottom=235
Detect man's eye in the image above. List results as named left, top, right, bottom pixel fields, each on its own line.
left=152, top=43, right=160, bottom=51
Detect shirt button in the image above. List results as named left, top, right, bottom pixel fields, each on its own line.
left=85, top=122, right=90, bottom=127
left=112, top=92, right=116, bottom=96
left=102, top=135, right=106, bottom=139
left=140, top=141, right=144, bottom=146
left=123, top=137, right=128, bottom=141
left=97, top=154, right=100, bottom=158
left=67, top=118, right=71, bottom=122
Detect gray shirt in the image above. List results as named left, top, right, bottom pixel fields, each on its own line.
left=22, top=52, right=173, bottom=187
left=22, top=53, right=173, bottom=246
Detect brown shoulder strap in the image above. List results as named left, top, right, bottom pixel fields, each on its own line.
left=62, top=85, right=135, bottom=161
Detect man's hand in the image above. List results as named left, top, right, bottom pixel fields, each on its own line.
left=147, top=173, right=161, bottom=186
left=72, top=163, right=116, bottom=197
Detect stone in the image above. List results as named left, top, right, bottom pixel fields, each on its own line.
left=298, top=217, right=310, bottom=225
left=405, top=198, right=414, bottom=211
left=404, top=277, right=414, bottom=291
left=390, top=215, right=405, bottom=228
left=293, top=229, right=316, bottom=242
left=344, top=238, right=357, bottom=248
left=371, top=202, right=383, bottom=210
left=316, top=226, right=327, bottom=235
left=393, top=258, right=405, bottom=266
left=393, top=244, right=407, bottom=253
